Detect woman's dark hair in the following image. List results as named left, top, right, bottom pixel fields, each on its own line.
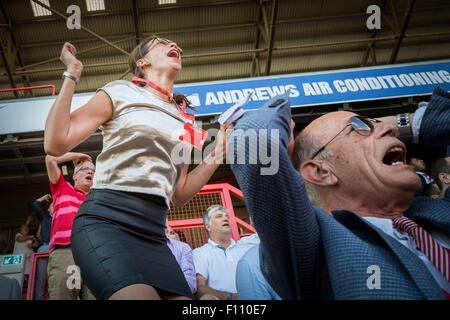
left=128, top=35, right=196, bottom=111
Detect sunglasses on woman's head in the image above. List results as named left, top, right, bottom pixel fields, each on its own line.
left=310, top=115, right=381, bottom=160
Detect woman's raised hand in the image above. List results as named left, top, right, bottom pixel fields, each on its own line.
left=213, top=122, right=234, bottom=162
left=60, top=42, right=83, bottom=78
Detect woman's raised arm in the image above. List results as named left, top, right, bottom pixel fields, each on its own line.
left=44, top=42, right=112, bottom=156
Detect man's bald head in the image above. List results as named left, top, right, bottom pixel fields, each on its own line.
left=292, top=111, right=354, bottom=170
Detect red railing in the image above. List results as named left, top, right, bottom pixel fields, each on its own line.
left=26, top=252, right=49, bottom=300
left=168, top=183, right=255, bottom=242
left=0, top=85, right=56, bottom=96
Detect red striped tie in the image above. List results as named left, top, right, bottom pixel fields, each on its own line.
left=393, top=216, right=450, bottom=282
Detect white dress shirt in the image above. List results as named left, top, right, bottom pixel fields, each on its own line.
left=193, top=238, right=255, bottom=293
left=363, top=216, right=450, bottom=292
left=236, top=233, right=260, bottom=247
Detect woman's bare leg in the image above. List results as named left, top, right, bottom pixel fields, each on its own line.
left=109, top=284, right=161, bottom=300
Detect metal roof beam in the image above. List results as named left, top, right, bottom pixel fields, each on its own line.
left=0, top=150, right=101, bottom=166
left=13, top=61, right=130, bottom=75
left=12, top=3, right=450, bottom=50
left=251, top=0, right=264, bottom=77
left=0, top=45, right=18, bottom=98
left=0, top=133, right=103, bottom=151
left=4, top=30, right=450, bottom=77
left=381, top=8, right=398, bottom=33
left=10, top=2, right=449, bottom=27
left=16, top=37, right=134, bottom=71
left=17, top=22, right=256, bottom=49
left=265, top=0, right=278, bottom=76
left=11, top=1, right=256, bottom=25
left=361, top=0, right=389, bottom=67
left=132, top=0, right=140, bottom=45
left=390, top=0, right=416, bottom=64
left=0, top=1, right=32, bottom=97
left=390, top=0, right=401, bottom=32
left=29, top=0, right=129, bottom=57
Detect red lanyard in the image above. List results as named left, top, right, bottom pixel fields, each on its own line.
left=132, top=76, right=207, bottom=150
left=132, top=76, right=195, bottom=121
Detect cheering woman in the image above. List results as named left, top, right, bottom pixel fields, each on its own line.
left=44, top=36, right=231, bottom=300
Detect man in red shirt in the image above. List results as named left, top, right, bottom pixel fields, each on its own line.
left=45, top=152, right=95, bottom=300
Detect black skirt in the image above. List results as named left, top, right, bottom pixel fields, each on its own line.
left=71, top=189, right=193, bottom=300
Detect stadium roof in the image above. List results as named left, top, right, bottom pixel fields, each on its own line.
left=1, top=0, right=449, bottom=98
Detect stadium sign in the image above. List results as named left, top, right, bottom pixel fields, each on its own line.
left=177, top=59, right=450, bottom=115
left=0, top=59, right=449, bottom=134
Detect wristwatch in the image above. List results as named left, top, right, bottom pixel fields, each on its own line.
left=62, top=71, right=79, bottom=84
left=396, top=113, right=413, bottom=142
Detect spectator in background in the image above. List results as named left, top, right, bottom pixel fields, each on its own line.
left=409, top=156, right=427, bottom=173
left=423, top=182, right=442, bottom=199
left=0, top=275, right=22, bottom=300
left=176, top=230, right=187, bottom=243
left=31, top=194, right=53, bottom=300
left=32, top=194, right=53, bottom=253
left=408, top=156, right=434, bottom=191
left=236, top=244, right=281, bottom=300
left=0, top=225, right=9, bottom=254
left=431, top=156, right=450, bottom=198
left=13, top=217, right=39, bottom=281
left=193, top=205, right=255, bottom=300
left=166, top=222, right=180, bottom=241
left=45, top=152, right=95, bottom=300
left=165, top=220, right=196, bottom=295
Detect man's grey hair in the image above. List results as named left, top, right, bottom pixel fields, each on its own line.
left=292, top=132, right=334, bottom=207
left=203, top=205, right=229, bottom=231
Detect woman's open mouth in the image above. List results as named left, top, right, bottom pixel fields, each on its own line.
left=167, top=49, right=180, bottom=59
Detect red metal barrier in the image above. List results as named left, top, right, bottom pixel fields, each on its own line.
left=26, top=252, right=49, bottom=300
left=0, top=85, right=56, bottom=96
left=168, top=183, right=255, bottom=245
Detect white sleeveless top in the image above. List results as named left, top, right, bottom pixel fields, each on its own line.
left=92, top=80, right=192, bottom=207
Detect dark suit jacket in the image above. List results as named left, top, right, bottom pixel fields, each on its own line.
left=229, top=87, right=450, bottom=300
left=0, top=275, right=22, bottom=300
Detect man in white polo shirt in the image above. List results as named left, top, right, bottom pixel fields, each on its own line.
left=193, top=205, right=255, bottom=300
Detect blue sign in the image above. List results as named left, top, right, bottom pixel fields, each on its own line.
left=174, top=60, right=450, bottom=116
left=1, top=59, right=449, bottom=135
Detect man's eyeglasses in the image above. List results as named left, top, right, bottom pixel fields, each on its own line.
left=148, top=36, right=183, bottom=56
left=310, top=115, right=381, bottom=160
left=74, top=166, right=96, bottom=174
